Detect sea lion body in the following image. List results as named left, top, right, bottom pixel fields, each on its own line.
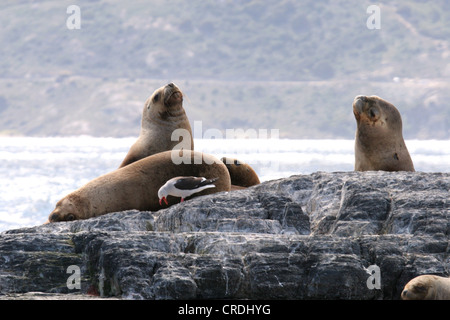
left=402, top=275, right=450, bottom=300
left=353, top=95, right=414, bottom=172
left=48, top=151, right=230, bottom=222
left=221, top=157, right=260, bottom=188
left=119, top=83, right=193, bottom=168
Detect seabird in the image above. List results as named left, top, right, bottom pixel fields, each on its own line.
left=158, top=176, right=219, bottom=205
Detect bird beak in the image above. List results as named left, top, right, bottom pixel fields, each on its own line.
left=159, top=197, right=168, bottom=206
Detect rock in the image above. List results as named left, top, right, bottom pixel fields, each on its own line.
left=0, top=171, right=448, bottom=299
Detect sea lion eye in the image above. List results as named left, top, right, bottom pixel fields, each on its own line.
left=369, top=108, right=379, bottom=118
left=413, top=284, right=427, bottom=293
left=66, top=214, right=75, bottom=221
left=153, top=93, right=160, bottom=102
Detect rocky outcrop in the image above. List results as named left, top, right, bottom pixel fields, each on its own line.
left=0, top=171, right=448, bottom=299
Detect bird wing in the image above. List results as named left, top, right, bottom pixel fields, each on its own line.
left=173, top=177, right=218, bottom=190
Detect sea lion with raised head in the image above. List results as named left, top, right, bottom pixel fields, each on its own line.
left=48, top=150, right=230, bottom=222
left=352, top=95, right=414, bottom=172
left=119, top=83, right=193, bottom=168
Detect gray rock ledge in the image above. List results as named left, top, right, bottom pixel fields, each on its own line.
left=0, top=171, right=448, bottom=300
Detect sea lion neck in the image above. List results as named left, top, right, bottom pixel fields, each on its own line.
left=143, top=103, right=188, bottom=128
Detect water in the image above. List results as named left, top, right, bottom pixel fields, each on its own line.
left=0, top=137, right=448, bottom=232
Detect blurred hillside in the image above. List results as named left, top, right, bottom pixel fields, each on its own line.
left=0, top=0, right=448, bottom=139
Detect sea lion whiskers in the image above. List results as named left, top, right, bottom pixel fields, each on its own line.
left=163, top=83, right=183, bottom=106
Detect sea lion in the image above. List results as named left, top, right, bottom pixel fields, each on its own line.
left=48, top=151, right=231, bottom=222
left=401, top=275, right=450, bottom=300
left=119, top=83, right=193, bottom=168
left=221, top=157, right=260, bottom=189
left=352, top=95, right=415, bottom=172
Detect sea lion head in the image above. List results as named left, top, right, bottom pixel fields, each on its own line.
left=143, top=83, right=184, bottom=124
left=401, top=275, right=439, bottom=300
left=47, top=194, right=88, bottom=223
left=353, top=95, right=403, bottom=134
left=220, top=157, right=260, bottom=187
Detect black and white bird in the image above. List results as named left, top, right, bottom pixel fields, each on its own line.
left=158, top=176, right=219, bottom=205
